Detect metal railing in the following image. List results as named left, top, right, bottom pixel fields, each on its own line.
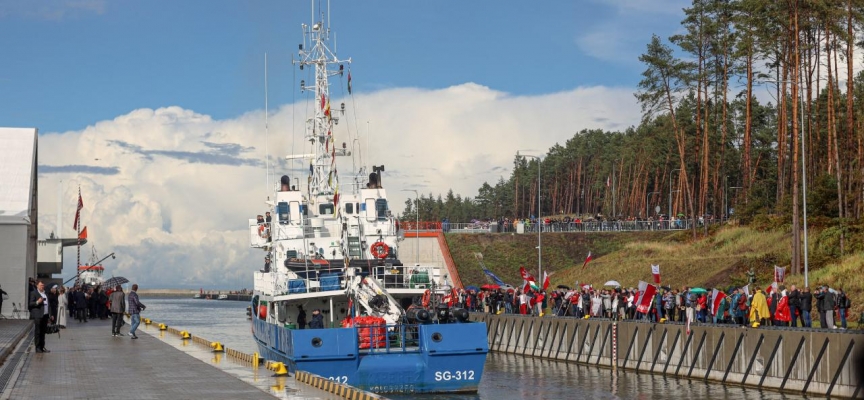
left=402, top=219, right=728, bottom=234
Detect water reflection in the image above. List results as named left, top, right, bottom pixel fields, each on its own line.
left=141, top=298, right=809, bottom=400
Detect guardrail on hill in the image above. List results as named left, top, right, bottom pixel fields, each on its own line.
left=402, top=220, right=726, bottom=234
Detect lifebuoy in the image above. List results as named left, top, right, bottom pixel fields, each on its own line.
left=421, top=289, right=431, bottom=308
left=258, top=224, right=268, bottom=238
left=370, top=241, right=389, bottom=259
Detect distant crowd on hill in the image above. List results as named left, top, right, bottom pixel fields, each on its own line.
left=464, top=283, right=852, bottom=330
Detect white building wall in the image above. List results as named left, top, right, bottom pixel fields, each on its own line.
left=0, top=225, right=30, bottom=318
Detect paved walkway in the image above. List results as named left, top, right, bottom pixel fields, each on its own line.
left=2, top=318, right=278, bottom=399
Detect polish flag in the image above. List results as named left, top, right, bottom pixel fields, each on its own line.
left=581, top=252, right=593, bottom=271
left=651, top=264, right=661, bottom=284
left=542, top=270, right=553, bottom=291
left=635, top=281, right=657, bottom=314
left=711, top=289, right=727, bottom=316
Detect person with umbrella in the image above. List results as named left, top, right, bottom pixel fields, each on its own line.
left=109, top=285, right=126, bottom=337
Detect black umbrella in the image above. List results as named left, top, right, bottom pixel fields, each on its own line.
left=556, top=285, right=571, bottom=290
left=103, top=276, right=129, bottom=288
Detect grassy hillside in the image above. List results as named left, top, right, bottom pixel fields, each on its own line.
left=447, top=225, right=864, bottom=322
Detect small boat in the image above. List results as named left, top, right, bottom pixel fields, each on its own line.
left=218, top=294, right=228, bottom=300
left=193, top=293, right=202, bottom=299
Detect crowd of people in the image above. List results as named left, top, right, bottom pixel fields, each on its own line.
left=462, top=281, right=853, bottom=330
left=27, top=278, right=146, bottom=354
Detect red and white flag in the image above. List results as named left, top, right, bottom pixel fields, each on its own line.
left=542, top=270, right=553, bottom=291
left=651, top=264, right=661, bottom=284
left=73, top=187, right=84, bottom=230
left=581, top=252, right=593, bottom=270
left=711, top=289, right=727, bottom=316
left=774, top=265, right=786, bottom=283
left=635, top=281, right=657, bottom=314
left=519, top=266, right=536, bottom=292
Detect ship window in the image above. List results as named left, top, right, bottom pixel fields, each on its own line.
left=375, top=199, right=388, bottom=221
left=345, top=203, right=354, bottom=214
left=277, top=202, right=289, bottom=224
left=319, top=203, right=334, bottom=215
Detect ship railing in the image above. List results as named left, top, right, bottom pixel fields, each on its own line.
left=358, top=323, right=422, bottom=354
left=366, top=264, right=437, bottom=290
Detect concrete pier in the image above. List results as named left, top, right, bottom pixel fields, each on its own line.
left=472, top=313, right=864, bottom=398
left=0, top=318, right=338, bottom=399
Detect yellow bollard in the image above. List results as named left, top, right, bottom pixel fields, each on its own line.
left=211, top=342, right=224, bottom=352
left=159, top=323, right=167, bottom=331
left=253, top=352, right=260, bottom=367
left=271, top=362, right=288, bottom=376
left=181, top=331, right=191, bottom=339
left=143, top=318, right=151, bottom=325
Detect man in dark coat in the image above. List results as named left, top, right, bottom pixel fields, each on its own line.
left=787, top=285, right=801, bottom=327
left=74, top=288, right=88, bottom=322
left=29, top=281, right=50, bottom=353
left=309, top=309, right=324, bottom=329
left=297, top=305, right=307, bottom=329
left=800, top=287, right=813, bottom=327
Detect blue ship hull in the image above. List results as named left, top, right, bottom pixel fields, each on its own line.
left=252, top=318, right=488, bottom=393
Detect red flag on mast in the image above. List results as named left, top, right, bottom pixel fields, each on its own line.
left=78, top=226, right=88, bottom=240
left=73, top=188, right=83, bottom=230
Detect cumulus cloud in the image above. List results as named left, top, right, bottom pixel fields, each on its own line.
left=576, top=0, right=689, bottom=63
left=37, top=83, right=641, bottom=289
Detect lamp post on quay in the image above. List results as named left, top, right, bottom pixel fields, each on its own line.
left=761, top=73, right=808, bottom=286
left=669, top=168, right=681, bottom=229
left=518, top=151, right=542, bottom=282
left=646, top=191, right=660, bottom=221
left=402, top=189, right=419, bottom=267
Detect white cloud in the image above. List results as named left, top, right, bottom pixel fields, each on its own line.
left=576, top=0, right=689, bottom=63
left=37, top=83, right=641, bottom=289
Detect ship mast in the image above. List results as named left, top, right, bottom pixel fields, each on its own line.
left=294, top=6, right=350, bottom=201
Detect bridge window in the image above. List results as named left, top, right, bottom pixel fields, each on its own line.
left=319, top=203, right=334, bottom=215
left=375, top=199, right=388, bottom=221
left=345, top=203, right=354, bottom=214
left=277, top=202, right=289, bottom=224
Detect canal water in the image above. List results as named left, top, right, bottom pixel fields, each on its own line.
left=142, top=297, right=811, bottom=399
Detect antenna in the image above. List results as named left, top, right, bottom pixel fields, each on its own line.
left=265, top=53, right=271, bottom=195
left=57, top=179, right=62, bottom=237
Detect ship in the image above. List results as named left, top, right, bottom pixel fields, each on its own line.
left=76, top=247, right=106, bottom=287
left=248, top=4, right=487, bottom=394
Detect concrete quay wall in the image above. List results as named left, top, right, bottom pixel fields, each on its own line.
left=471, top=313, right=863, bottom=398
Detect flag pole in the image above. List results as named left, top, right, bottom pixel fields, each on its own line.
left=76, top=186, right=81, bottom=282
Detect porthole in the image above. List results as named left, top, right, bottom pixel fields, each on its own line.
left=431, top=332, right=443, bottom=342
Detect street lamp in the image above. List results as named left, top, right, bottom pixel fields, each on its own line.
left=518, top=151, right=542, bottom=282
left=669, top=168, right=681, bottom=227
left=402, top=189, right=419, bottom=267
left=761, top=74, right=809, bottom=286
left=646, top=192, right=660, bottom=220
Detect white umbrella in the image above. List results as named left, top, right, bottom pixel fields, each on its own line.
left=604, top=280, right=621, bottom=287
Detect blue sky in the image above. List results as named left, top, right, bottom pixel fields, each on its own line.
left=13, top=0, right=692, bottom=288
left=1, top=0, right=687, bottom=134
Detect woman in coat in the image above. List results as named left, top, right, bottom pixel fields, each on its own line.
left=57, top=287, right=68, bottom=328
